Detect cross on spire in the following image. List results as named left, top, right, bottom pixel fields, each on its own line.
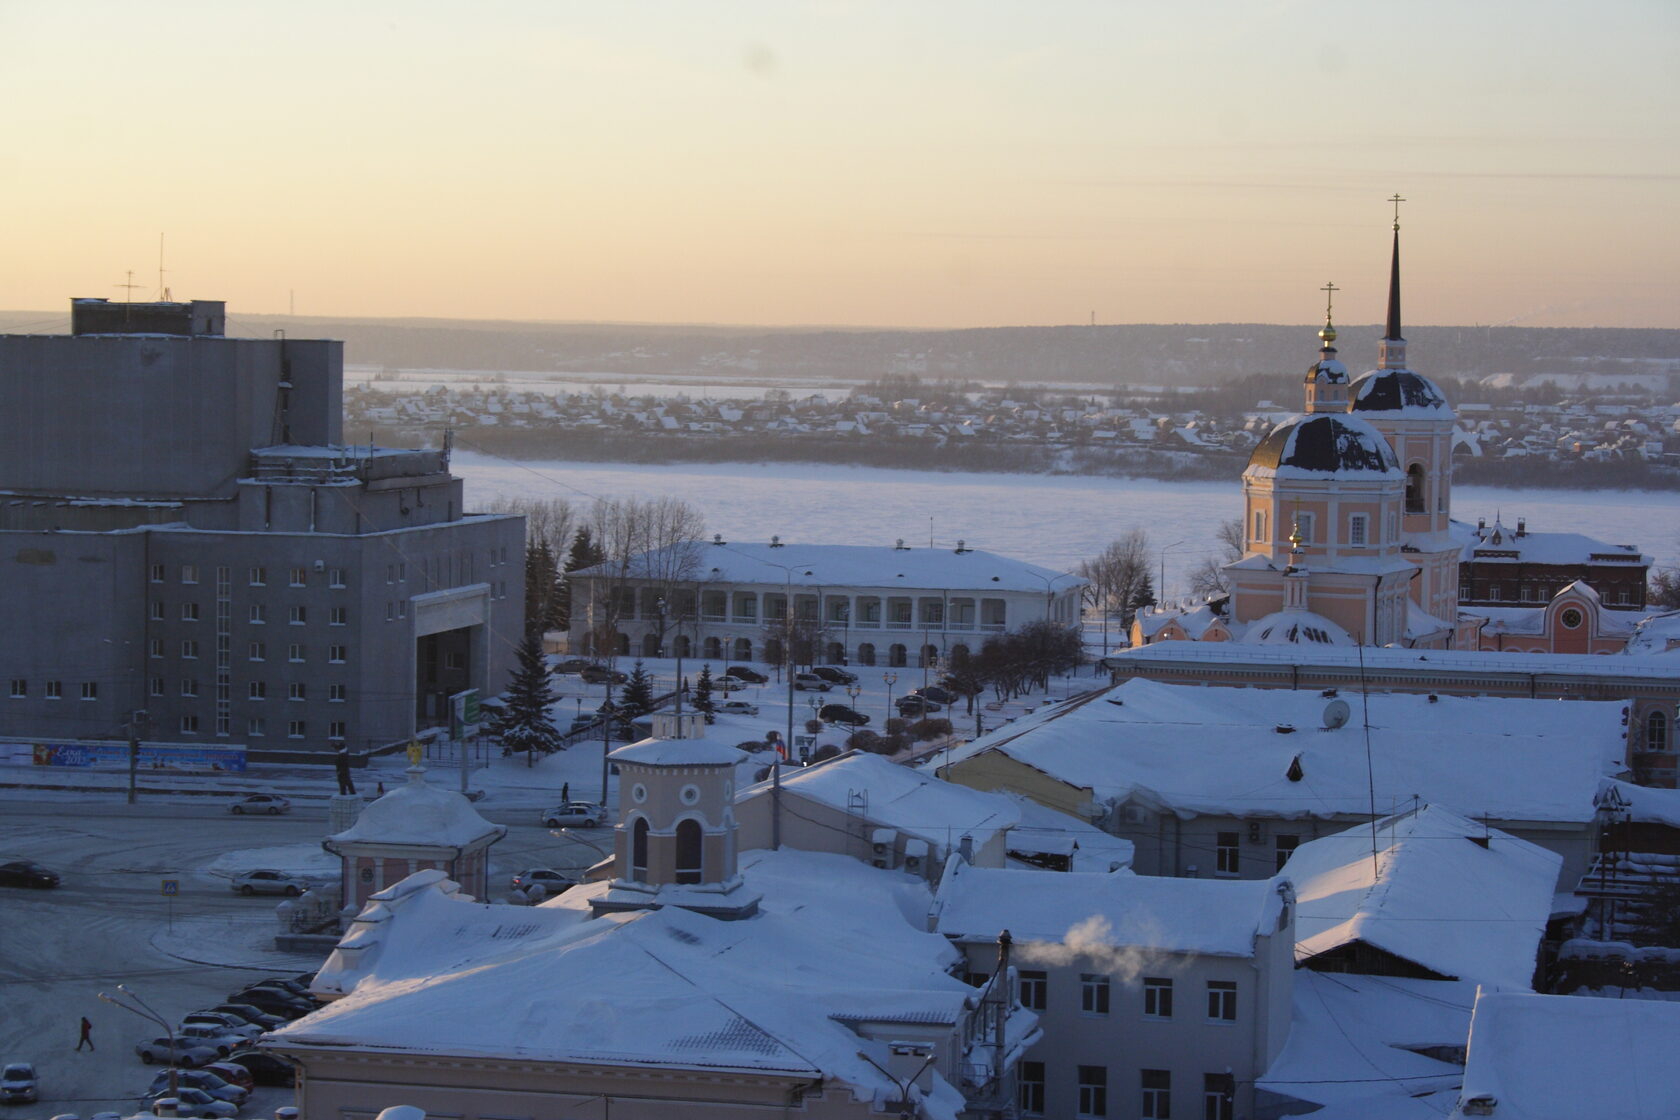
left=1320, top=280, right=1339, bottom=323
left=1388, top=193, right=1406, bottom=231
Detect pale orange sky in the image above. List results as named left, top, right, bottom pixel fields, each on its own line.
left=3, top=1, right=1676, bottom=329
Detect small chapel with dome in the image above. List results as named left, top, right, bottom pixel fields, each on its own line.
left=1221, top=211, right=1469, bottom=648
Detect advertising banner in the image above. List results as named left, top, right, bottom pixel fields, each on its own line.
left=25, top=740, right=247, bottom=773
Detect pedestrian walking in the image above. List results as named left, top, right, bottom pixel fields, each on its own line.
left=76, top=1016, right=93, bottom=1051
left=561, top=782, right=570, bottom=803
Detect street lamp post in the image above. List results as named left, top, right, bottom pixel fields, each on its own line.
left=599, top=680, right=615, bottom=807
left=1159, top=539, right=1186, bottom=604
left=883, top=671, right=898, bottom=730
left=100, top=984, right=178, bottom=1097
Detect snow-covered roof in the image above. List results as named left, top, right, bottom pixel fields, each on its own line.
left=933, top=859, right=1283, bottom=956
left=609, top=735, right=746, bottom=767
left=742, top=751, right=1019, bottom=854
left=276, top=849, right=1006, bottom=1118
left=327, top=767, right=504, bottom=849
left=998, top=793, right=1134, bottom=873
left=578, top=542, right=1085, bottom=596
left=1462, top=520, right=1649, bottom=567
left=1626, top=609, right=1680, bottom=656
left=941, top=679, right=1625, bottom=825
left=1349, top=368, right=1456, bottom=419
left=1107, top=638, right=1680, bottom=681
left=1245, top=413, right=1403, bottom=480
left=1455, top=991, right=1680, bottom=1119
left=1289, top=806, right=1560, bottom=989
left=1244, top=606, right=1355, bottom=646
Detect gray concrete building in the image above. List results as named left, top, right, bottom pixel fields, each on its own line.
left=0, top=298, right=523, bottom=760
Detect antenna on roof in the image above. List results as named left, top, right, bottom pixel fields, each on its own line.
left=156, top=233, right=171, bottom=302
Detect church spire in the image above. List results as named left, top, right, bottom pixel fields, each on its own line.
left=1378, top=193, right=1408, bottom=370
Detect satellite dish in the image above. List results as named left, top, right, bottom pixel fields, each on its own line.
left=1322, top=699, right=1351, bottom=730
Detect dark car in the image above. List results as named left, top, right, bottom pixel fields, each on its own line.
left=229, top=987, right=311, bottom=1019
left=0, top=860, right=59, bottom=889
left=896, top=695, right=942, bottom=716
left=811, top=666, right=859, bottom=685
left=724, top=665, right=768, bottom=684
left=225, top=1050, right=298, bottom=1088
left=0, top=1063, right=37, bottom=1104
left=208, top=1004, right=286, bottom=1030
left=911, top=685, right=956, bottom=705
left=254, top=978, right=315, bottom=1000
left=579, top=664, right=628, bottom=685
left=554, top=657, right=593, bottom=675
left=818, top=703, right=870, bottom=727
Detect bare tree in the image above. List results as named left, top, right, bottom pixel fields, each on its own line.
left=481, top=496, right=577, bottom=556
left=582, top=497, right=707, bottom=657
left=1078, top=529, right=1152, bottom=634
left=1186, top=518, right=1245, bottom=600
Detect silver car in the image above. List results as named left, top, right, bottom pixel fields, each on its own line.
left=539, top=802, right=605, bottom=828
left=228, top=869, right=314, bottom=897
left=717, top=700, right=760, bottom=717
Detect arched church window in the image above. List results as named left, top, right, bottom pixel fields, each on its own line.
left=631, top=818, right=649, bottom=882
left=674, top=819, right=703, bottom=884
left=1254, top=510, right=1267, bottom=543
left=1649, top=710, right=1670, bottom=753
left=1405, top=465, right=1426, bottom=513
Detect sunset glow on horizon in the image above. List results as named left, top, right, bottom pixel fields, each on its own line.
left=4, top=0, right=1676, bottom=330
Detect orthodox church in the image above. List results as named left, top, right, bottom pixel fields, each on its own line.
left=1147, top=211, right=1474, bottom=649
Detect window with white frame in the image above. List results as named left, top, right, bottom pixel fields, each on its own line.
left=81, top=681, right=98, bottom=700
left=289, top=683, right=307, bottom=702
left=1143, top=977, right=1173, bottom=1018
left=1216, top=832, right=1239, bottom=875
left=180, top=602, right=200, bottom=622
left=150, top=600, right=166, bottom=621
left=1080, top=973, right=1110, bottom=1015
left=180, top=679, right=199, bottom=698
left=249, top=566, right=267, bottom=586
left=1649, top=710, right=1670, bottom=752
left=7, top=679, right=23, bottom=698
left=180, top=715, right=199, bottom=733
left=45, top=681, right=62, bottom=700
left=1141, top=1070, right=1170, bottom=1120
left=329, top=644, right=347, bottom=663
left=149, top=639, right=164, bottom=658
left=1348, top=512, right=1368, bottom=546
left=248, top=682, right=267, bottom=700
left=248, top=641, right=266, bottom=661
left=150, top=564, right=166, bottom=583
left=1018, top=969, right=1047, bottom=1011
left=181, top=640, right=199, bottom=659
left=150, top=677, right=165, bottom=697
left=1295, top=512, right=1315, bottom=544
left=328, top=684, right=346, bottom=702
left=1207, top=980, right=1237, bottom=1021
left=288, top=644, right=305, bottom=662
left=248, top=604, right=267, bottom=624
left=329, top=567, right=347, bottom=588
left=329, top=719, right=346, bottom=738
left=289, top=567, right=308, bottom=587
left=287, top=720, right=306, bottom=739
left=1203, top=1074, right=1234, bottom=1120
left=289, top=605, right=306, bottom=625
left=1077, top=1066, right=1107, bottom=1119
left=180, top=564, right=199, bottom=584
left=330, top=606, right=347, bottom=626
left=1018, top=1061, right=1045, bottom=1116
left=247, top=717, right=266, bottom=737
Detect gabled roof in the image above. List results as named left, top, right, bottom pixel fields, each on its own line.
left=1289, top=806, right=1560, bottom=989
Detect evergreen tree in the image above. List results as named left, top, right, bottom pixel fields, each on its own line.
left=1126, top=573, right=1156, bottom=625
left=618, top=659, right=655, bottom=720
left=557, top=526, right=606, bottom=630
left=491, top=632, right=564, bottom=766
left=693, top=663, right=718, bottom=724
left=523, top=540, right=562, bottom=639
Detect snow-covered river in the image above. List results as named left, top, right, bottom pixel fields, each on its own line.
left=453, top=452, right=1680, bottom=596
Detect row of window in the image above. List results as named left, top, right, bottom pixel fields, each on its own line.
left=178, top=716, right=345, bottom=739
left=9, top=680, right=99, bottom=700
left=1018, top=1063, right=1234, bottom=1120
left=1018, top=972, right=1238, bottom=1022
left=153, top=637, right=352, bottom=661
left=152, top=564, right=349, bottom=588
left=1459, top=583, right=1638, bottom=605
left=151, top=603, right=349, bottom=626
left=1254, top=509, right=1396, bottom=548
left=148, top=680, right=347, bottom=702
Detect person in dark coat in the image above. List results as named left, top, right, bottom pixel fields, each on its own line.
left=76, top=1016, right=93, bottom=1051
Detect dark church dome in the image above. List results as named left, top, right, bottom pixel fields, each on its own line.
left=1349, top=369, right=1453, bottom=417
left=1246, top=413, right=1401, bottom=479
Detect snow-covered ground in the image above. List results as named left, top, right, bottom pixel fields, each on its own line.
left=452, top=454, right=1680, bottom=588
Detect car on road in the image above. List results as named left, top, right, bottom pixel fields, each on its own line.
left=206, top=1005, right=285, bottom=1031
left=228, top=869, right=314, bottom=897
left=539, top=802, right=605, bottom=828
left=811, top=666, right=859, bottom=685
left=202, top=1063, right=254, bottom=1092
left=896, top=695, right=942, bottom=716
left=716, top=700, right=759, bottom=717
left=252, top=978, right=315, bottom=1001
left=711, top=675, right=745, bottom=692
left=223, top=1051, right=297, bottom=1088
left=182, top=1014, right=263, bottom=1041
left=135, top=1038, right=221, bottom=1067
left=228, top=988, right=312, bottom=1019
left=792, top=673, right=832, bottom=691
left=554, top=657, right=593, bottom=675
left=724, top=666, right=768, bottom=684
left=0, top=860, right=59, bottom=889
left=152, top=1088, right=239, bottom=1119
left=147, top=1070, right=247, bottom=1104
left=1, top=1063, right=37, bottom=1104
left=229, top=793, right=290, bottom=815
left=579, top=664, right=628, bottom=685
left=911, top=685, right=956, bottom=705
left=817, top=703, right=869, bottom=726
left=510, top=868, right=578, bottom=896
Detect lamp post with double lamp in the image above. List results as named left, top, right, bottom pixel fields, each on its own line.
left=883, top=671, right=898, bottom=730
left=100, top=984, right=178, bottom=1097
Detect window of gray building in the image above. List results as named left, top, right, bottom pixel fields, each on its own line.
left=181, top=640, right=199, bottom=659
left=249, top=605, right=267, bottom=624
left=1203, top=1074, right=1234, bottom=1120
left=180, top=679, right=198, bottom=698
left=150, top=678, right=164, bottom=697
left=287, top=720, right=306, bottom=739
left=248, top=717, right=265, bottom=736
left=329, top=644, right=347, bottom=663
left=1018, top=1061, right=1045, bottom=1116
left=397, top=601, right=408, bottom=618
left=149, top=639, right=164, bottom=658
left=1275, top=835, right=1299, bottom=872
left=181, top=602, right=200, bottom=622
left=45, top=681, right=62, bottom=699
left=329, top=684, right=346, bottom=702
left=10, top=679, right=27, bottom=698
left=1077, top=1066, right=1107, bottom=1118
left=150, top=564, right=165, bottom=583
left=329, top=567, right=347, bottom=588
left=1143, top=977, right=1173, bottom=1018
left=248, top=682, right=266, bottom=700
left=249, top=642, right=266, bottom=661
left=1080, top=973, right=1110, bottom=1015
left=1207, top=981, right=1237, bottom=1022
left=329, top=719, right=346, bottom=738
left=330, top=606, right=348, bottom=626
left=80, top=682, right=98, bottom=700
left=289, top=683, right=307, bottom=701
left=289, top=606, right=307, bottom=625
left=151, top=600, right=165, bottom=621
left=1141, top=1070, right=1169, bottom=1119
left=1018, top=969, right=1047, bottom=1011
left=180, top=715, right=198, bottom=733
left=249, top=567, right=267, bottom=586
left=289, top=567, right=308, bottom=587
left=289, top=644, right=306, bottom=662
left=1216, top=832, right=1239, bottom=875
left=181, top=564, right=199, bottom=584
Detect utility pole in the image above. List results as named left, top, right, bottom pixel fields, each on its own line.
left=126, top=709, right=147, bottom=805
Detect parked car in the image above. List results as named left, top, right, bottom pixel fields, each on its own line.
left=228, top=869, right=313, bottom=897
left=792, top=673, right=832, bottom=691
left=202, top=1063, right=255, bottom=1092
left=252, top=978, right=314, bottom=1001
left=554, top=657, right=593, bottom=675
left=228, top=988, right=311, bottom=1019
left=896, top=695, right=942, bottom=716
left=0, top=860, right=59, bottom=889
left=147, top=1070, right=247, bottom=1103
left=510, top=868, right=577, bottom=895
left=173, top=1024, right=246, bottom=1056
left=222, top=1051, right=295, bottom=1088
left=911, top=685, right=956, bottom=705
left=724, top=666, right=768, bottom=684
left=540, top=802, right=605, bottom=828
left=818, top=703, right=869, bottom=726
left=716, top=700, right=759, bottom=717
left=711, top=675, right=745, bottom=692
left=181, top=1014, right=263, bottom=1041
left=0, top=1063, right=37, bottom=1104
left=206, top=1005, right=285, bottom=1031
left=579, top=664, right=628, bottom=685
left=223, top=1051, right=297, bottom=1088
left=229, top=794, right=290, bottom=815
left=567, top=714, right=600, bottom=734
left=152, top=1088, right=239, bottom=1119
left=135, top=1038, right=220, bottom=1067
left=811, top=666, right=859, bottom=685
